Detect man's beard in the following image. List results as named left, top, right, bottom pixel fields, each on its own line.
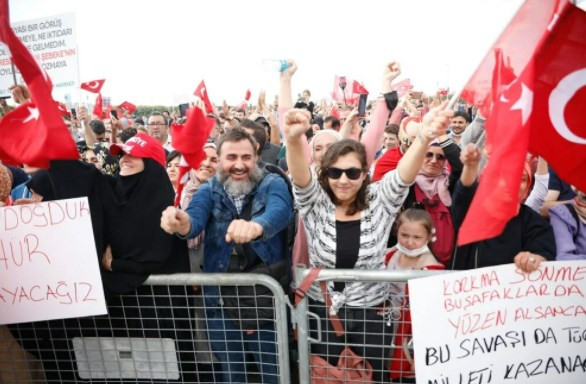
left=217, top=164, right=264, bottom=196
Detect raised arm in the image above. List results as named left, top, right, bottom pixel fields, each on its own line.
left=361, top=61, right=401, bottom=166
left=283, top=109, right=312, bottom=188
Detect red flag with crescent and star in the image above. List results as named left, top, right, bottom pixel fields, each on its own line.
left=457, top=0, right=585, bottom=245
left=80, top=79, right=105, bottom=94
left=193, top=80, right=214, bottom=114
left=171, top=105, right=215, bottom=206
left=0, top=0, right=79, bottom=167
left=118, top=101, right=136, bottom=115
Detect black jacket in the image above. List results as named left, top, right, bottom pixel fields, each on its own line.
left=450, top=180, right=556, bottom=270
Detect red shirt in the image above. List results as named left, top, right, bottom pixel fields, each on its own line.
left=372, top=147, right=403, bottom=182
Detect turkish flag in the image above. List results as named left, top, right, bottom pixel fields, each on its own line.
left=460, top=0, right=562, bottom=118
left=93, top=93, right=103, bottom=119
left=80, top=79, right=105, bottom=94
left=171, top=106, right=215, bottom=206
left=244, top=89, right=251, bottom=101
left=332, top=75, right=359, bottom=105
left=118, top=101, right=136, bottom=115
left=56, top=102, right=71, bottom=116
left=457, top=0, right=578, bottom=245
left=527, top=3, right=586, bottom=192
left=391, top=78, right=413, bottom=98
left=352, top=81, right=369, bottom=95
left=0, top=0, right=78, bottom=168
left=0, top=102, right=79, bottom=167
left=193, top=80, right=214, bottom=114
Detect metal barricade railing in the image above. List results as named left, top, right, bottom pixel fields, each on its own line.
left=1, top=273, right=291, bottom=384
left=293, top=265, right=449, bottom=384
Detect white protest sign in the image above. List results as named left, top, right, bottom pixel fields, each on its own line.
left=410, top=262, right=586, bottom=384
left=0, top=198, right=107, bottom=325
left=0, top=13, right=78, bottom=98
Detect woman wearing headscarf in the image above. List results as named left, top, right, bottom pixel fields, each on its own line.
left=18, top=132, right=195, bottom=383
left=49, top=132, right=189, bottom=295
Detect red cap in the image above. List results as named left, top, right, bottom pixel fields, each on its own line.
left=109, top=132, right=166, bottom=168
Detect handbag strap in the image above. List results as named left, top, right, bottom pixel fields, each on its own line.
left=295, top=267, right=344, bottom=337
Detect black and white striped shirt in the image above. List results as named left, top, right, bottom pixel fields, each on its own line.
left=294, top=168, right=411, bottom=311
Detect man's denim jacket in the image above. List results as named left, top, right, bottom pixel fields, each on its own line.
left=182, top=172, right=293, bottom=307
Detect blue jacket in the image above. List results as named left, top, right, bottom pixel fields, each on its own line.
left=183, top=172, right=293, bottom=304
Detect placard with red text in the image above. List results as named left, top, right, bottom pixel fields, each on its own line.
left=409, top=262, right=586, bottom=384
left=0, top=198, right=107, bottom=325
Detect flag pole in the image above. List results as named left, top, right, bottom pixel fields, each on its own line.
left=10, top=62, right=17, bottom=85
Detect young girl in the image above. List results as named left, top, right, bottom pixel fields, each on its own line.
left=386, top=208, right=443, bottom=308
left=386, top=208, right=443, bottom=382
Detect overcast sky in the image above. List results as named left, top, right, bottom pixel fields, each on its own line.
left=10, top=0, right=527, bottom=107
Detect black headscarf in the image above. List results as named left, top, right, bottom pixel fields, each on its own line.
left=49, top=159, right=189, bottom=297
left=27, top=170, right=56, bottom=201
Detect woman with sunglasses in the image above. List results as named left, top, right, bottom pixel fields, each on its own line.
left=283, top=104, right=453, bottom=383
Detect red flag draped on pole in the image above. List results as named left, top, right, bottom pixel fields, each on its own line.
left=457, top=0, right=585, bottom=245
left=80, top=79, right=105, bottom=94
left=244, top=89, right=251, bottom=101
left=0, top=0, right=78, bottom=168
left=332, top=75, right=359, bottom=105
left=193, top=80, right=214, bottom=114
left=352, top=81, right=369, bottom=95
left=171, top=106, right=216, bottom=206
left=93, top=93, right=103, bottom=119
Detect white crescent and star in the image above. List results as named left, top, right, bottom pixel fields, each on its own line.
left=23, top=106, right=39, bottom=123
left=548, top=68, right=586, bottom=145
left=510, top=83, right=533, bottom=125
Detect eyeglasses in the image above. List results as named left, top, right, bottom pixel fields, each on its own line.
left=148, top=122, right=167, bottom=127
left=425, top=152, right=446, bottom=162
left=326, top=167, right=363, bottom=180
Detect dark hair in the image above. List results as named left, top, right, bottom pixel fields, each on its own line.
left=317, top=139, right=370, bottom=216
left=235, top=108, right=246, bottom=114
left=324, top=116, right=340, bottom=130
left=166, top=150, right=181, bottom=164
left=217, top=127, right=258, bottom=156
left=453, top=110, right=471, bottom=123
left=384, top=124, right=400, bottom=136
left=148, top=111, right=167, bottom=124
left=239, top=119, right=266, bottom=156
left=396, top=208, right=435, bottom=253
left=118, top=127, right=137, bottom=143
left=89, top=119, right=106, bottom=134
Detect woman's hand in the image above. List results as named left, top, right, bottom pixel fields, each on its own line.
left=283, top=108, right=311, bottom=140
left=419, top=101, right=453, bottom=144
left=514, top=251, right=546, bottom=273
left=102, top=245, right=113, bottom=271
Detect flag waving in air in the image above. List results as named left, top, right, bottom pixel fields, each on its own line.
left=193, top=80, right=214, bottom=114
left=171, top=104, right=216, bottom=206
left=457, top=0, right=586, bottom=245
left=118, top=101, right=136, bottom=115
left=0, top=0, right=78, bottom=168
left=80, top=79, right=105, bottom=94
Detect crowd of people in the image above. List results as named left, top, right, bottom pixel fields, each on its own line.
left=1, top=58, right=585, bottom=383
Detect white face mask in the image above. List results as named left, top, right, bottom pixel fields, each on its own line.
left=395, top=243, right=430, bottom=258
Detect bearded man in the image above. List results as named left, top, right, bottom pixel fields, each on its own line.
left=160, top=127, right=292, bottom=384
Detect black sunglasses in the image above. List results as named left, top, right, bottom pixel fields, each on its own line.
left=326, top=167, right=363, bottom=180
left=425, top=152, right=446, bottom=161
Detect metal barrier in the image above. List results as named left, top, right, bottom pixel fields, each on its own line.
left=293, top=265, right=449, bottom=384
left=1, top=273, right=291, bottom=384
